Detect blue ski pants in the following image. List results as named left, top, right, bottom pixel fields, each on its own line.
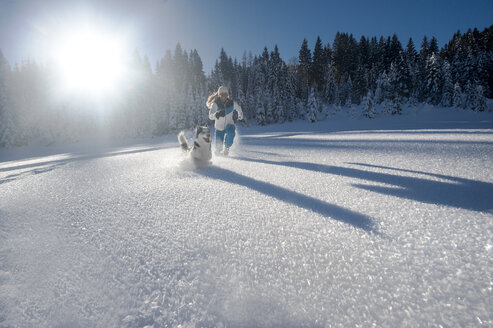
left=215, top=124, right=236, bottom=150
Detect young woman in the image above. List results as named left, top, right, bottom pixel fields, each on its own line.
left=206, top=86, right=243, bottom=156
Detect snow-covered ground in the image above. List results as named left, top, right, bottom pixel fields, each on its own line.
left=1, top=108, right=492, bottom=327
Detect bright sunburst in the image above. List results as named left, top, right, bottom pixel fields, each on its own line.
left=54, top=26, right=128, bottom=97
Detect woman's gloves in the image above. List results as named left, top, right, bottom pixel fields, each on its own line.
left=215, top=110, right=226, bottom=119
left=215, top=110, right=243, bottom=123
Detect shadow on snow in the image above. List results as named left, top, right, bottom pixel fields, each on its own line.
left=0, top=146, right=170, bottom=184
left=0, top=146, right=167, bottom=173
left=233, top=157, right=493, bottom=213
left=240, top=135, right=493, bottom=152
left=197, top=165, right=377, bottom=233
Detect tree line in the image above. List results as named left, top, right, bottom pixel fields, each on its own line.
left=211, top=26, right=491, bottom=123
left=0, top=25, right=491, bottom=147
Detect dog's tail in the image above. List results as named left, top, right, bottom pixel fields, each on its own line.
left=178, top=131, right=190, bottom=152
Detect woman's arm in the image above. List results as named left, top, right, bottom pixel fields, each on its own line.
left=208, top=102, right=219, bottom=120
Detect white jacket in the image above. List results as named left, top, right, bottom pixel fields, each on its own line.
left=207, top=98, right=243, bottom=131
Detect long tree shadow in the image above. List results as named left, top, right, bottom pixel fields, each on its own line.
left=0, top=163, right=65, bottom=185
left=0, top=145, right=169, bottom=173
left=197, top=166, right=376, bottom=233
left=240, top=136, right=493, bottom=151
left=239, top=119, right=493, bottom=138
left=233, top=157, right=493, bottom=213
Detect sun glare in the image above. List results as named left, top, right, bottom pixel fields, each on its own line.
left=54, top=27, right=128, bottom=97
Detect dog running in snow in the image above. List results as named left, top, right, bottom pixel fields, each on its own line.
left=178, top=126, right=212, bottom=163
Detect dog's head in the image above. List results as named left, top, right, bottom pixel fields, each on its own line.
left=195, top=126, right=211, bottom=144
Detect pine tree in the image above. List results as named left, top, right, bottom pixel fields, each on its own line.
left=312, top=36, right=326, bottom=91
left=429, top=36, right=439, bottom=55
left=268, top=45, right=285, bottom=123
left=256, top=96, right=266, bottom=125
left=209, top=60, right=222, bottom=92
left=338, top=74, right=350, bottom=106
left=362, top=90, right=376, bottom=118
left=218, top=48, right=233, bottom=87
left=305, top=87, right=318, bottom=122
left=269, top=45, right=283, bottom=85
left=367, top=65, right=378, bottom=93
left=333, top=32, right=359, bottom=83
left=425, top=53, right=442, bottom=105
left=273, top=87, right=286, bottom=123
left=243, top=56, right=257, bottom=120
left=367, top=37, right=378, bottom=73
left=382, top=98, right=392, bottom=116
left=358, top=36, right=371, bottom=70
left=296, top=98, right=305, bottom=120
left=476, top=50, right=490, bottom=97
left=405, top=39, right=420, bottom=102
left=173, top=43, right=189, bottom=92
left=265, top=97, right=274, bottom=124
left=464, top=80, right=474, bottom=110
left=391, top=91, right=402, bottom=115
left=253, top=61, right=266, bottom=125
left=298, top=38, right=312, bottom=98
left=388, top=34, right=403, bottom=65
left=185, top=88, right=196, bottom=128
left=468, top=85, right=488, bottom=112
left=382, top=36, right=393, bottom=70
left=258, top=47, right=274, bottom=122
left=459, top=52, right=477, bottom=87
left=389, top=53, right=411, bottom=101
left=409, top=90, right=419, bottom=107
left=475, top=85, right=488, bottom=112
left=175, top=91, right=187, bottom=131
left=441, top=60, right=454, bottom=107
left=189, top=49, right=206, bottom=94
left=453, top=82, right=463, bottom=108
left=0, top=50, right=16, bottom=147
left=420, top=36, right=430, bottom=62
left=405, top=38, right=418, bottom=65
left=323, top=65, right=338, bottom=104
left=374, top=72, right=389, bottom=104
left=352, top=66, right=368, bottom=104
left=284, top=72, right=298, bottom=121
left=230, top=58, right=239, bottom=99
left=285, top=95, right=297, bottom=122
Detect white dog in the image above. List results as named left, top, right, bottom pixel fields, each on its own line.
left=178, top=126, right=212, bottom=164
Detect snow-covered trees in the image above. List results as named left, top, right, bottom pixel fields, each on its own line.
left=298, top=38, right=312, bottom=99
left=0, top=44, right=209, bottom=146
left=389, top=53, right=412, bottom=101
left=1, top=25, right=492, bottom=147
left=305, top=87, right=318, bottom=122
left=362, top=90, right=376, bottom=119
left=0, top=50, right=16, bottom=147
left=466, top=85, right=488, bottom=111
left=312, top=36, right=328, bottom=91
left=425, top=53, right=442, bottom=106
left=453, top=82, right=464, bottom=108
left=323, top=66, right=338, bottom=105
left=374, top=72, right=389, bottom=105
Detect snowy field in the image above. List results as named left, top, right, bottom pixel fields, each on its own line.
left=1, top=108, right=492, bottom=327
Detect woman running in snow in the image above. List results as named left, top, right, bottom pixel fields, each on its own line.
left=206, top=86, right=243, bottom=156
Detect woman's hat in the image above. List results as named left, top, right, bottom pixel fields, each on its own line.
left=218, top=86, right=229, bottom=95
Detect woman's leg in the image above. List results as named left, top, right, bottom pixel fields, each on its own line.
left=224, top=124, right=236, bottom=148
left=215, top=128, right=225, bottom=152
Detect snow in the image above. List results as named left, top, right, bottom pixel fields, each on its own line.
left=1, top=108, right=493, bottom=327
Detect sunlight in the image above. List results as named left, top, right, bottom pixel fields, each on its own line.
left=54, top=26, right=129, bottom=97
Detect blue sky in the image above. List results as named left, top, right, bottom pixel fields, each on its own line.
left=1, top=0, right=492, bottom=72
